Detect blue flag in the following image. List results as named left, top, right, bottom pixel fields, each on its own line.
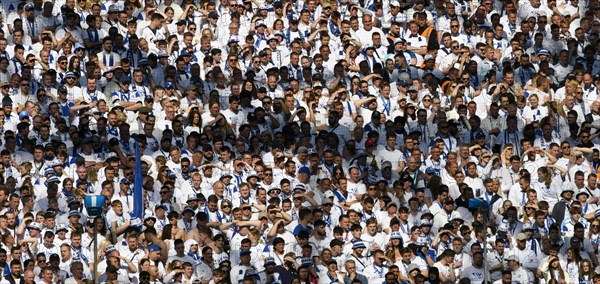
left=132, top=141, right=143, bottom=219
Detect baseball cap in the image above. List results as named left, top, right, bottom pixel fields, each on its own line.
left=505, top=254, right=519, bottom=262
left=365, top=139, right=376, bottom=147
left=298, top=166, right=311, bottom=176
left=538, top=49, right=550, bottom=56
left=186, top=194, right=199, bottom=202
left=398, top=72, right=411, bottom=87
left=264, top=257, right=276, bottom=265
left=19, top=111, right=29, bottom=119
left=148, top=244, right=161, bottom=252
left=27, top=222, right=42, bottom=231
left=108, top=4, right=120, bottom=13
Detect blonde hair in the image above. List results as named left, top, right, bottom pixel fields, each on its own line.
left=86, top=166, right=98, bottom=184
left=522, top=201, right=538, bottom=223
left=20, top=162, right=32, bottom=175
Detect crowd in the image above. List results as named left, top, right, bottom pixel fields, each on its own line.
left=0, top=0, right=598, bottom=282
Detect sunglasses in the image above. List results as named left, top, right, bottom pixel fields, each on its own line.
left=160, top=191, right=168, bottom=194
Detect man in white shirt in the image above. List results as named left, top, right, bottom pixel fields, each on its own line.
left=505, top=254, right=533, bottom=284
left=355, top=14, right=384, bottom=47
left=460, top=251, right=489, bottom=284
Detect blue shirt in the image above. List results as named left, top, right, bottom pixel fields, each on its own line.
left=292, top=224, right=313, bottom=235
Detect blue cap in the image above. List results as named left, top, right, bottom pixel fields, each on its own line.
left=45, top=168, right=55, bottom=175
left=220, top=171, right=233, bottom=179
left=120, top=178, right=130, bottom=184
left=264, top=257, right=276, bottom=265
left=46, top=176, right=60, bottom=184
left=240, top=249, right=251, bottom=256
left=167, top=171, right=176, bottom=178
left=164, top=81, right=174, bottom=88
left=74, top=43, right=85, bottom=50
left=19, top=111, right=29, bottom=119
left=68, top=197, right=80, bottom=206
left=298, top=167, right=311, bottom=177
left=293, top=184, right=306, bottom=192
left=182, top=206, right=195, bottom=214
left=390, top=231, right=402, bottom=240
left=64, top=72, right=76, bottom=79
left=181, top=49, right=191, bottom=56
left=105, top=245, right=117, bottom=255
left=351, top=240, right=366, bottom=249
left=538, top=49, right=550, bottom=56
left=68, top=210, right=81, bottom=218
left=148, top=244, right=161, bottom=252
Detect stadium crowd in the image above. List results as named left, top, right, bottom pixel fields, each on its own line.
left=0, top=0, right=599, bottom=282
